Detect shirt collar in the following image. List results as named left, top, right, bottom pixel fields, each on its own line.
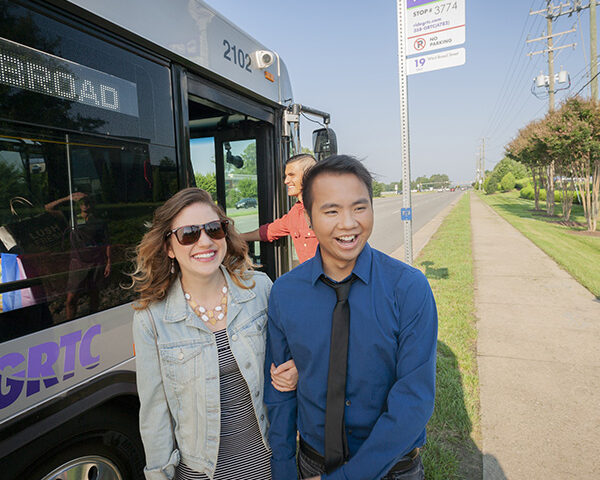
left=310, top=243, right=372, bottom=286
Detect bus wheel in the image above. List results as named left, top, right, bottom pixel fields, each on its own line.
left=40, top=453, right=123, bottom=480
left=24, top=408, right=145, bottom=480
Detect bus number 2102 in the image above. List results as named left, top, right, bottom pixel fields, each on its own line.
left=223, top=39, right=252, bottom=73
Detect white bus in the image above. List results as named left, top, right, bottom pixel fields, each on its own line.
left=0, top=1, right=336, bottom=478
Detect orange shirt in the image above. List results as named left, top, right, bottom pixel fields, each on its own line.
left=258, top=201, right=318, bottom=264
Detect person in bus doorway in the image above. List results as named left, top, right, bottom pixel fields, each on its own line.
left=130, top=187, right=298, bottom=480
left=264, top=156, right=438, bottom=480
left=240, top=153, right=318, bottom=264
left=45, top=192, right=111, bottom=320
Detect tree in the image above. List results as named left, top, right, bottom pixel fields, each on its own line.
left=195, top=172, right=217, bottom=200
left=429, top=173, right=450, bottom=188
left=237, top=178, right=257, bottom=198
left=484, top=176, right=497, bottom=194
left=506, top=121, right=548, bottom=210
left=372, top=181, right=384, bottom=197
left=500, top=172, right=516, bottom=192
left=550, top=97, right=600, bottom=230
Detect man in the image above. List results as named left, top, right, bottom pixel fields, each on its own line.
left=265, top=155, right=437, bottom=480
left=46, top=192, right=111, bottom=319
left=241, top=153, right=318, bottom=264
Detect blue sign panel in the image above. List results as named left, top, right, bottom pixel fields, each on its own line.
left=401, top=208, right=412, bottom=221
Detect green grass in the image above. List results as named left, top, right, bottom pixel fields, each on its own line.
left=226, top=207, right=258, bottom=218
left=478, top=190, right=600, bottom=298
left=416, top=193, right=481, bottom=480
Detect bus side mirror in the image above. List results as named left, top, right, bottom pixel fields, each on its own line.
left=312, top=128, right=337, bottom=162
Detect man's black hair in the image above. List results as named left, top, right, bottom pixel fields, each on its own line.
left=302, top=155, right=373, bottom=220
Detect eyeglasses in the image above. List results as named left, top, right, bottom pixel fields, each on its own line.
left=166, top=220, right=228, bottom=245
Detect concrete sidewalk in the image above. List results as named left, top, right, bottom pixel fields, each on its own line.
left=471, top=194, right=600, bottom=479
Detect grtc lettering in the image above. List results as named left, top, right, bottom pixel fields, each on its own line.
left=0, top=325, right=101, bottom=409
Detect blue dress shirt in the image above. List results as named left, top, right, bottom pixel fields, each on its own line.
left=265, top=243, right=438, bottom=480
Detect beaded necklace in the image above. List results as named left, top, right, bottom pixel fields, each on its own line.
left=184, top=285, right=228, bottom=325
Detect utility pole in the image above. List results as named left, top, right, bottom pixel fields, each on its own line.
left=528, top=1, right=580, bottom=215
left=547, top=11, right=556, bottom=111
left=591, top=0, right=598, bottom=100
left=481, top=138, right=486, bottom=176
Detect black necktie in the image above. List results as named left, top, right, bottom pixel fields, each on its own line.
left=321, top=274, right=356, bottom=473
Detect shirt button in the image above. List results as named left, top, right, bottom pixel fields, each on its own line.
left=245, top=362, right=251, bottom=369
left=178, top=350, right=184, bottom=360
left=260, top=414, right=265, bottom=421
left=345, top=399, right=351, bottom=407
left=348, top=429, right=353, bottom=435
left=255, top=390, right=260, bottom=397
left=231, top=334, right=239, bottom=341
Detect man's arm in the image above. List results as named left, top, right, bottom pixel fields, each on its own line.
left=264, top=290, right=298, bottom=479
left=240, top=229, right=262, bottom=242
left=324, top=272, right=438, bottom=480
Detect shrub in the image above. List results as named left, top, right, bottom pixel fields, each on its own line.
left=519, top=186, right=547, bottom=201
left=484, top=177, right=498, bottom=194
left=515, top=177, right=531, bottom=190
left=520, top=184, right=534, bottom=200
left=500, top=172, right=516, bottom=192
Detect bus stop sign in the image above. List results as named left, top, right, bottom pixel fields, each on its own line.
left=406, top=0, right=466, bottom=56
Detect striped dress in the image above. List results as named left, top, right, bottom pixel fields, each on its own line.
left=175, top=329, right=271, bottom=480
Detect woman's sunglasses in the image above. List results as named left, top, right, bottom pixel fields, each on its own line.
left=166, top=220, right=228, bottom=245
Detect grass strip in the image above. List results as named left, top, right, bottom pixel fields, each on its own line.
left=478, top=191, right=600, bottom=298
left=416, top=193, right=481, bottom=480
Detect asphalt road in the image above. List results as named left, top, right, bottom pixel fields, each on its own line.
left=370, top=191, right=464, bottom=255
left=232, top=191, right=462, bottom=256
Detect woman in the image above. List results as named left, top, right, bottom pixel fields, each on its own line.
left=130, top=188, right=297, bottom=480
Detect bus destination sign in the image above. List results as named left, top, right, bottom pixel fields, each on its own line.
left=406, top=0, right=465, bottom=56
left=0, top=37, right=139, bottom=117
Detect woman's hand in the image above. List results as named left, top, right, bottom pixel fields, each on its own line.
left=270, top=359, right=298, bottom=392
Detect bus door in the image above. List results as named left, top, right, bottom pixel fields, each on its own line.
left=184, top=75, right=286, bottom=279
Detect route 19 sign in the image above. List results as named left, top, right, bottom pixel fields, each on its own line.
left=406, top=0, right=465, bottom=56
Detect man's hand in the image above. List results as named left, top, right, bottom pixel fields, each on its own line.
left=270, top=360, right=298, bottom=392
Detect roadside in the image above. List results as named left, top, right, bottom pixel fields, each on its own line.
left=478, top=190, right=600, bottom=298
left=411, top=193, right=482, bottom=480
left=390, top=192, right=464, bottom=261
left=472, top=194, right=600, bottom=479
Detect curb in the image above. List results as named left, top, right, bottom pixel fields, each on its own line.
left=390, top=191, right=466, bottom=262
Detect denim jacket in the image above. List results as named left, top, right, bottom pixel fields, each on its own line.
left=132, top=266, right=272, bottom=480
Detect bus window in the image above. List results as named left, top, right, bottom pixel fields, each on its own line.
left=0, top=127, right=177, bottom=342
left=223, top=139, right=260, bottom=261
left=188, top=95, right=268, bottom=267
left=191, top=137, right=217, bottom=201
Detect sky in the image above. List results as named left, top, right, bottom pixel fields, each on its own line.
left=205, top=0, right=599, bottom=185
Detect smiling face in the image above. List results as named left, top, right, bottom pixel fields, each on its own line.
left=284, top=161, right=306, bottom=198
left=307, top=172, right=373, bottom=280
left=166, top=202, right=227, bottom=283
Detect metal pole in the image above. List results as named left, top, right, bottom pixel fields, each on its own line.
left=482, top=138, right=485, bottom=174
left=591, top=0, right=598, bottom=101
left=396, top=0, right=413, bottom=265
left=547, top=3, right=555, bottom=111
left=65, top=133, right=75, bottom=229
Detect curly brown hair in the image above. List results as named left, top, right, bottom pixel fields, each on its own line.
left=129, top=188, right=253, bottom=310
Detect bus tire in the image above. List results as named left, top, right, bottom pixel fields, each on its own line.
left=23, top=407, right=145, bottom=480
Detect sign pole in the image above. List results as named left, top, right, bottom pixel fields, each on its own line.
left=396, top=0, right=413, bottom=265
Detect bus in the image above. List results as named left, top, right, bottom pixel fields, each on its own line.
left=0, top=1, right=336, bottom=478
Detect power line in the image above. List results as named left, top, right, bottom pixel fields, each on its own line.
left=575, top=69, right=600, bottom=95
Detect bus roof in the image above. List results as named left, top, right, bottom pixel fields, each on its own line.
left=63, top=0, right=293, bottom=106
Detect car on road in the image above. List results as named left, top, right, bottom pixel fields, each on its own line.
left=235, top=197, right=257, bottom=209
